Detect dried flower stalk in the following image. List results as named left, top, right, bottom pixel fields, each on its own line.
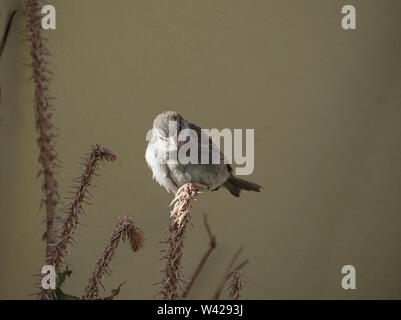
left=37, top=287, right=53, bottom=300
left=182, top=214, right=216, bottom=298
left=51, top=145, right=117, bottom=272
left=25, top=0, right=59, bottom=263
left=213, top=247, right=249, bottom=300
left=228, top=270, right=243, bottom=300
left=82, top=215, right=144, bottom=300
left=160, top=183, right=198, bottom=300
left=103, top=281, right=127, bottom=300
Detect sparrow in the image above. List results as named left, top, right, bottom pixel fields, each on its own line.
left=145, top=111, right=262, bottom=197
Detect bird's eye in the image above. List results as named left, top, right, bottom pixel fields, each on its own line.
left=160, top=136, right=168, bottom=141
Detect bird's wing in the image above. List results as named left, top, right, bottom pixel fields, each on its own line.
left=184, top=120, right=232, bottom=172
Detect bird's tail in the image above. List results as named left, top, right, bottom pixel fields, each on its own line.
left=223, top=175, right=262, bottom=198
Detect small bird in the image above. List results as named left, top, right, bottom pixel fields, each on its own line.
left=145, top=111, right=262, bottom=197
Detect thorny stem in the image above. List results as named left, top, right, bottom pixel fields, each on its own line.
left=161, top=183, right=198, bottom=300
left=25, top=0, right=59, bottom=264
left=214, top=259, right=249, bottom=300
left=82, top=215, right=144, bottom=300
left=51, top=145, right=117, bottom=272
left=212, top=247, right=245, bottom=300
left=228, top=270, right=243, bottom=300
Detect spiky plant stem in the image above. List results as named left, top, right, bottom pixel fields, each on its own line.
left=161, top=183, right=198, bottom=300
left=228, top=270, right=243, bottom=300
left=51, top=145, right=116, bottom=272
left=25, top=0, right=59, bottom=264
left=213, top=247, right=247, bottom=300
left=82, top=215, right=144, bottom=300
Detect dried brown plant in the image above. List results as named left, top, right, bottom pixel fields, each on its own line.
left=182, top=214, right=216, bottom=298
left=24, top=3, right=251, bottom=300
left=82, top=215, right=144, bottom=300
left=213, top=247, right=249, bottom=300
left=160, top=183, right=198, bottom=300
left=25, top=0, right=59, bottom=264
left=51, top=145, right=117, bottom=272
left=228, top=270, right=244, bottom=300
left=0, top=10, right=17, bottom=60
left=37, top=286, right=53, bottom=300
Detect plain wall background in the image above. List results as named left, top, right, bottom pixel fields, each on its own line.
left=0, top=0, right=400, bottom=299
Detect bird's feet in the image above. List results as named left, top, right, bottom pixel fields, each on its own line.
left=193, top=182, right=209, bottom=192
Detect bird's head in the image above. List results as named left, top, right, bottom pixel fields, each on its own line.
left=152, top=111, right=184, bottom=151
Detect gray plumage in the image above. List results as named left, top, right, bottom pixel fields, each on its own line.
left=145, top=111, right=262, bottom=197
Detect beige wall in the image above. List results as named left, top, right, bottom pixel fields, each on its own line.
left=1, top=0, right=401, bottom=299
